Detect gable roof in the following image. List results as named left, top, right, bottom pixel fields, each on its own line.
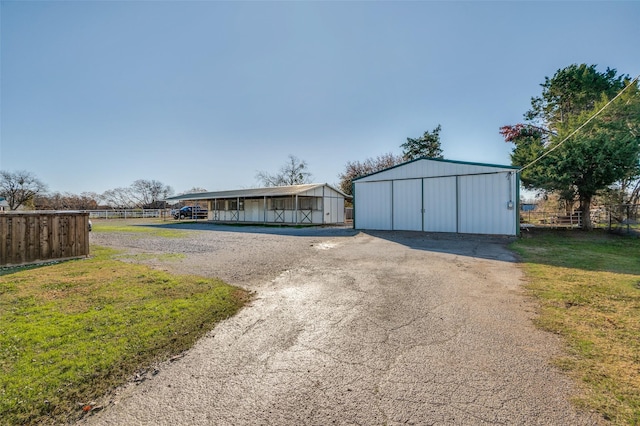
left=353, top=157, right=518, bottom=182
left=166, top=183, right=350, bottom=202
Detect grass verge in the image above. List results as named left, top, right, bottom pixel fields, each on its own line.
left=0, top=246, right=248, bottom=425
left=91, top=219, right=186, bottom=237
left=511, top=229, right=640, bottom=424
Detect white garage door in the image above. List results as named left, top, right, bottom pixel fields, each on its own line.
left=458, top=174, right=515, bottom=235
left=355, top=181, right=392, bottom=230
left=423, top=177, right=457, bottom=232
left=393, top=179, right=422, bottom=231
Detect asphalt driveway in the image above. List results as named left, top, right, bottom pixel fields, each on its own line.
left=84, top=225, right=601, bottom=425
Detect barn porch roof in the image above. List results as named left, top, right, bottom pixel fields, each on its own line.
left=166, top=183, right=350, bottom=202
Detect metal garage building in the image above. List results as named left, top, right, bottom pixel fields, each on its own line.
left=353, top=158, right=519, bottom=236
left=167, top=183, right=349, bottom=225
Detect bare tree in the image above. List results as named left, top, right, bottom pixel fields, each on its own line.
left=256, top=155, right=313, bottom=187
left=338, top=153, right=403, bottom=196
left=100, top=187, right=136, bottom=208
left=35, top=191, right=100, bottom=210
left=100, top=180, right=174, bottom=208
left=181, top=187, right=208, bottom=194
left=130, top=179, right=174, bottom=208
left=0, top=170, right=48, bottom=210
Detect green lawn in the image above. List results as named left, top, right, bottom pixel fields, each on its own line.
left=91, top=218, right=186, bottom=237
left=511, top=230, right=640, bottom=424
left=0, top=246, right=248, bottom=425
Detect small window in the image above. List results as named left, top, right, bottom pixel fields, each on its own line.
left=298, top=197, right=318, bottom=210
left=228, top=199, right=244, bottom=211
left=270, top=197, right=293, bottom=210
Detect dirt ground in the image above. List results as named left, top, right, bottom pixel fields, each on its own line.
left=83, top=222, right=602, bottom=425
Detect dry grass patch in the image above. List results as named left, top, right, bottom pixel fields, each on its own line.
left=511, top=230, right=640, bottom=424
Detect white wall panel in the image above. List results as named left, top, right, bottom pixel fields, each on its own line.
left=458, top=173, right=516, bottom=235
left=354, top=160, right=518, bottom=235
left=324, top=197, right=341, bottom=223
left=354, top=181, right=392, bottom=230
left=245, top=200, right=261, bottom=222
left=392, top=179, right=422, bottom=231
left=423, top=177, right=457, bottom=232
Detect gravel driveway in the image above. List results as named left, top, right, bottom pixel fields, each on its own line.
left=84, top=222, right=601, bottom=425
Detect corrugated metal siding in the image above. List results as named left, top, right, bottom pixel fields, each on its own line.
left=354, top=181, right=392, bottom=230
left=423, top=177, right=457, bottom=232
left=356, top=159, right=514, bottom=182
left=354, top=160, right=518, bottom=235
left=393, top=179, right=422, bottom=231
left=458, top=173, right=516, bottom=235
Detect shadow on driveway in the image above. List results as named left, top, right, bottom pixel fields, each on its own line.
left=139, top=221, right=518, bottom=262
left=362, top=230, right=518, bottom=262
left=140, top=221, right=359, bottom=238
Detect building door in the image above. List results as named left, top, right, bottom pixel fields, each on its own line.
left=245, top=199, right=261, bottom=222
left=354, top=181, right=392, bottom=230
left=392, top=179, right=422, bottom=231
left=423, top=177, right=457, bottom=232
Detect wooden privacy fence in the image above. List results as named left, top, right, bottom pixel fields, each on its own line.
left=0, top=211, right=90, bottom=266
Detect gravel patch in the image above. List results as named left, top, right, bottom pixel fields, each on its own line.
left=90, top=222, right=357, bottom=288
left=83, top=222, right=602, bottom=425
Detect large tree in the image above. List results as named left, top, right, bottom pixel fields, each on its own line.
left=256, top=155, right=312, bottom=187
left=401, top=125, right=444, bottom=161
left=0, top=170, right=48, bottom=210
left=130, top=179, right=174, bottom=208
left=501, top=64, right=640, bottom=229
left=100, top=179, right=174, bottom=208
left=338, top=153, right=403, bottom=196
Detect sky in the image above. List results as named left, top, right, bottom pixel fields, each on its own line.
left=1, top=1, right=639, bottom=196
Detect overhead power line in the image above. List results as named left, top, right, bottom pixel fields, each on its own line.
left=519, top=73, right=640, bottom=172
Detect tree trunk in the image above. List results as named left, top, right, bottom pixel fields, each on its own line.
left=579, top=194, right=593, bottom=230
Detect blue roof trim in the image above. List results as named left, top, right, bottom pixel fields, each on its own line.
left=352, top=157, right=518, bottom=182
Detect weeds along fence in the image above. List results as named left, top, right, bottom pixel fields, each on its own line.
left=593, top=204, right=640, bottom=234
left=0, top=211, right=90, bottom=266
left=520, top=204, right=639, bottom=233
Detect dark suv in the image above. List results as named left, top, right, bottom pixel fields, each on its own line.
left=173, top=206, right=208, bottom=220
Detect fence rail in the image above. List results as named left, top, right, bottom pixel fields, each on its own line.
left=0, top=211, right=90, bottom=266
left=520, top=204, right=639, bottom=233
left=86, top=209, right=172, bottom=219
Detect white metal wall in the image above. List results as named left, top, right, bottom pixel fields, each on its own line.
left=458, top=173, right=516, bottom=235
left=423, top=177, right=457, bottom=232
left=322, top=196, right=345, bottom=224
left=354, top=159, right=517, bottom=235
left=355, top=181, right=392, bottom=230
left=393, top=179, right=422, bottom=231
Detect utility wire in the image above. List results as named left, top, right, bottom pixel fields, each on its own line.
left=519, top=73, right=640, bottom=172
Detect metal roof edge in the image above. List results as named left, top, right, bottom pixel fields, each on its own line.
left=165, top=183, right=350, bottom=201
left=352, top=157, right=518, bottom=182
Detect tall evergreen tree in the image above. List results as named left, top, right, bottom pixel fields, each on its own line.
left=501, top=64, right=640, bottom=229
left=401, top=125, right=444, bottom=161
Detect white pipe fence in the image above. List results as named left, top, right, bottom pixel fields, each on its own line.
left=86, top=209, right=173, bottom=219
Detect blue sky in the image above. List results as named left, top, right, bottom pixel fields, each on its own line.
left=1, top=1, right=639, bottom=196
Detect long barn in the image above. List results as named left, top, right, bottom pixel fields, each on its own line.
left=353, top=158, right=519, bottom=236
left=167, top=183, right=349, bottom=225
